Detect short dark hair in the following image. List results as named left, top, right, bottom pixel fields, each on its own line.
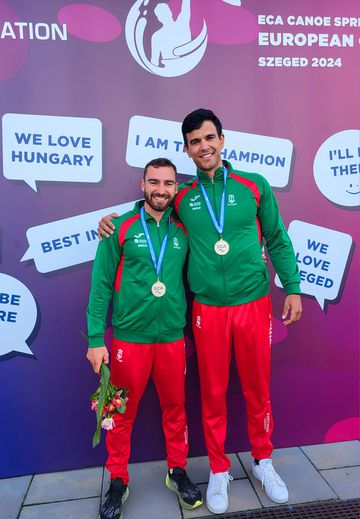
left=181, top=108, right=223, bottom=146
left=143, top=157, right=177, bottom=179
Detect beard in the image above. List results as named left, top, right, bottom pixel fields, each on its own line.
left=144, top=190, right=174, bottom=212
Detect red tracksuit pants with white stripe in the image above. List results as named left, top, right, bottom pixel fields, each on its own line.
left=106, top=338, right=188, bottom=484
left=192, top=294, right=274, bottom=474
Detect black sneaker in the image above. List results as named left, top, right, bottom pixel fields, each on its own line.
left=100, top=478, right=129, bottom=519
left=166, top=467, right=203, bottom=509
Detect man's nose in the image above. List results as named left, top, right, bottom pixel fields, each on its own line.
left=200, top=138, right=208, bottom=150
left=156, top=183, right=166, bottom=193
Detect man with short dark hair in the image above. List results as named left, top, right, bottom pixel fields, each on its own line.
left=176, top=109, right=301, bottom=513
left=87, top=158, right=202, bottom=519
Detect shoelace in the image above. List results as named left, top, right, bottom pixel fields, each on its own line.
left=211, top=472, right=233, bottom=493
left=260, top=460, right=284, bottom=490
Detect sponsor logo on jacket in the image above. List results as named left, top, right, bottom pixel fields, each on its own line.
left=134, top=232, right=147, bottom=247
left=189, top=194, right=201, bottom=210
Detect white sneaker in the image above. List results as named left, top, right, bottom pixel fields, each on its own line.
left=252, top=459, right=289, bottom=503
left=206, top=470, right=233, bottom=514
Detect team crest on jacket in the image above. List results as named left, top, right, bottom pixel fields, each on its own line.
left=228, top=194, right=237, bottom=206
left=173, top=236, right=181, bottom=249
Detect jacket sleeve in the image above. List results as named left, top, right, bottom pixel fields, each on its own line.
left=86, top=224, right=122, bottom=347
left=258, top=178, right=301, bottom=295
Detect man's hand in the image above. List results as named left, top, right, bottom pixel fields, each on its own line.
left=86, top=346, right=109, bottom=374
left=261, top=246, right=268, bottom=265
left=98, top=213, right=118, bottom=240
left=282, top=294, right=302, bottom=325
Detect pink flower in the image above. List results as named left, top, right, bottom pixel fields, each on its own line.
left=101, top=417, right=115, bottom=430
left=91, top=400, right=98, bottom=411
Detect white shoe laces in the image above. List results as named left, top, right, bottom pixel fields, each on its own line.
left=260, top=460, right=286, bottom=491
left=209, top=471, right=233, bottom=495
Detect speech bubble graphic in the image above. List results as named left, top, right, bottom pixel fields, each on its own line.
left=314, top=129, right=360, bottom=208
left=21, top=201, right=137, bottom=273
left=126, top=115, right=293, bottom=188
left=2, top=113, right=102, bottom=191
left=0, top=273, right=37, bottom=356
left=275, top=220, right=353, bottom=310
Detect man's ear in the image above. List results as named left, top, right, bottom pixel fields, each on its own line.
left=140, top=178, right=145, bottom=192
left=185, top=144, right=191, bottom=158
left=220, top=133, right=225, bottom=150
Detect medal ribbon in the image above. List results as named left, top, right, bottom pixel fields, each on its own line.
left=140, top=206, right=170, bottom=278
left=197, top=166, right=228, bottom=236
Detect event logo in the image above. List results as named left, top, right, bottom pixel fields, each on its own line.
left=125, top=0, right=208, bottom=77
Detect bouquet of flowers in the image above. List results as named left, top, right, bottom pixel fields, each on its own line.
left=90, top=363, right=128, bottom=447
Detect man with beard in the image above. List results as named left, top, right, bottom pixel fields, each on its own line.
left=87, top=158, right=202, bottom=519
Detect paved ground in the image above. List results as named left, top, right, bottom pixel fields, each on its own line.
left=2, top=440, right=359, bottom=518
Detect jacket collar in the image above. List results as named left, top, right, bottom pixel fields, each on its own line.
left=196, top=160, right=233, bottom=184
left=135, top=200, right=173, bottom=222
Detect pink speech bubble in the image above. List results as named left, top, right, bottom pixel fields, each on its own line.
left=325, top=417, right=360, bottom=443
left=58, top=4, right=122, bottom=42
left=0, top=1, right=29, bottom=81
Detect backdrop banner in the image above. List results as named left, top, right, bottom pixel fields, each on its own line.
left=0, top=0, right=359, bottom=478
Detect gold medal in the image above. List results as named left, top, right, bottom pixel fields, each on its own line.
left=151, top=281, right=166, bottom=297
left=214, top=239, right=230, bottom=255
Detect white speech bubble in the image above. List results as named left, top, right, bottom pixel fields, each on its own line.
left=0, top=273, right=37, bottom=356
left=126, top=115, right=293, bottom=188
left=2, top=113, right=102, bottom=191
left=314, top=129, right=360, bottom=207
left=21, top=201, right=137, bottom=273
left=275, top=220, right=353, bottom=310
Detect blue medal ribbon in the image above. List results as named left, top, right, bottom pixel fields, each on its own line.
left=140, top=206, right=170, bottom=279
left=197, top=166, right=228, bottom=236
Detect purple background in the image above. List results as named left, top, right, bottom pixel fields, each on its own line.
left=0, top=0, right=359, bottom=478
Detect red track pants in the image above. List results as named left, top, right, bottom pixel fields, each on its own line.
left=192, top=295, right=274, bottom=473
left=106, top=338, right=188, bottom=484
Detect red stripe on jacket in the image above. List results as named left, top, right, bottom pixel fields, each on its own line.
left=115, top=214, right=140, bottom=292
left=229, top=172, right=262, bottom=243
left=170, top=218, right=188, bottom=236
left=174, top=179, right=198, bottom=215
left=229, top=172, right=261, bottom=207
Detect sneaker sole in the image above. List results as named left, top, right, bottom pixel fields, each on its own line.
left=252, top=470, right=289, bottom=504
left=206, top=498, right=228, bottom=515
left=165, top=474, right=203, bottom=510
left=99, top=486, right=129, bottom=519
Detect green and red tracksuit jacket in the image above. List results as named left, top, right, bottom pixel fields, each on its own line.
left=174, top=160, right=300, bottom=306
left=87, top=201, right=188, bottom=347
